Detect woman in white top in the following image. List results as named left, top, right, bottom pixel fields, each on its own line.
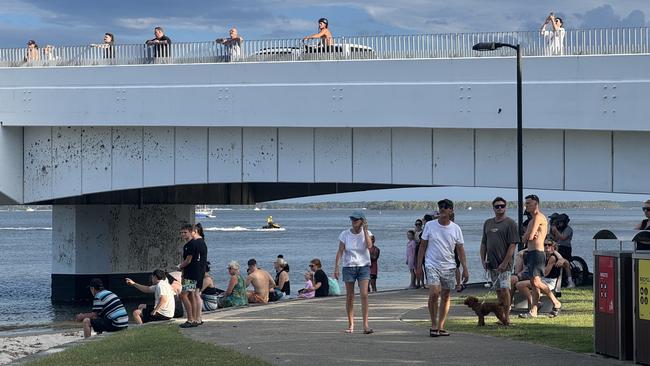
left=334, top=211, right=374, bottom=334
left=540, top=13, right=565, bottom=56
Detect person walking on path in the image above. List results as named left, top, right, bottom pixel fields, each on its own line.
left=519, top=194, right=549, bottom=318
left=369, top=236, right=380, bottom=292
left=416, top=199, right=468, bottom=337
left=334, top=211, right=374, bottom=334
left=479, top=197, right=519, bottom=325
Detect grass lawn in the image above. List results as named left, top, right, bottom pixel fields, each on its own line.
left=442, top=288, right=594, bottom=353
left=27, top=324, right=271, bottom=366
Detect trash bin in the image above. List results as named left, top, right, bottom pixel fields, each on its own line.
left=632, top=231, right=650, bottom=365
left=593, top=229, right=634, bottom=361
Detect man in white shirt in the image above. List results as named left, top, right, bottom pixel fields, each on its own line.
left=541, top=13, right=565, bottom=56
left=126, top=269, right=176, bottom=323
left=416, top=199, right=468, bottom=337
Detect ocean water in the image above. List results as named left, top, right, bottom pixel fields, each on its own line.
left=0, top=207, right=643, bottom=329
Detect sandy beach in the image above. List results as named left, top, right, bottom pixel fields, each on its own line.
left=0, top=329, right=82, bottom=365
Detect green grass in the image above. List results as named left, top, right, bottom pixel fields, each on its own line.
left=438, top=288, right=594, bottom=353
left=27, top=324, right=271, bottom=366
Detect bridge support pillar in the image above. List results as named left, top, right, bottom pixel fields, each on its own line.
left=51, top=204, right=194, bottom=302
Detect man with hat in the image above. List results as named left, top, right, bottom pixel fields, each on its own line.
left=245, top=258, right=276, bottom=304
left=74, top=278, right=128, bottom=338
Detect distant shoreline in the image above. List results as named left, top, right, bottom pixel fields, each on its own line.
left=0, top=200, right=637, bottom=212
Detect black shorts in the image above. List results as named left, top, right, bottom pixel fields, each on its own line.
left=526, top=250, right=546, bottom=278
left=558, top=246, right=572, bottom=260
left=90, top=318, right=124, bottom=334
left=141, top=311, right=172, bottom=323
left=370, top=274, right=378, bottom=280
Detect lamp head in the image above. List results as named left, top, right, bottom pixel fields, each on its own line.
left=473, top=42, right=499, bottom=51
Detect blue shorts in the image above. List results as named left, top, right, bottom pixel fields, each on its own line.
left=342, top=266, right=371, bottom=283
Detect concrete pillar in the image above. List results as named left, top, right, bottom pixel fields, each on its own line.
left=51, top=204, right=194, bottom=302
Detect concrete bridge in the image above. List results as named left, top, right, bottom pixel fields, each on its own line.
left=0, top=28, right=648, bottom=301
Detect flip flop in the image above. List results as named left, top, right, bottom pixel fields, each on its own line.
left=429, top=329, right=439, bottom=337
left=518, top=312, right=537, bottom=319
left=438, top=330, right=450, bottom=336
left=344, top=328, right=354, bottom=334
left=549, top=307, right=561, bottom=318
left=363, top=328, right=374, bottom=334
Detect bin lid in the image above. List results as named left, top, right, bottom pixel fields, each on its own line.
left=593, top=229, right=650, bottom=242
left=632, top=230, right=650, bottom=244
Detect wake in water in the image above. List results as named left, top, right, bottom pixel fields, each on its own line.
left=0, top=227, right=52, bottom=231
left=203, top=226, right=286, bottom=232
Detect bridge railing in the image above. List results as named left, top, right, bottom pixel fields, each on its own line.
left=1, top=27, right=648, bottom=68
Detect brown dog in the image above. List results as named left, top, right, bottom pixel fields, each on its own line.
left=464, top=296, right=509, bottom=326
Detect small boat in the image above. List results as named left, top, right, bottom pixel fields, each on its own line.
left=25, top=207, right=36, bottom=212
left=195, top=206, right=216, bottom=219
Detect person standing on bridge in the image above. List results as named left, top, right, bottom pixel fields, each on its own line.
left=303, top=18, right=333, bottom=47
left=540, top=12, right=565, bottom=56
left=334, top=211, right=374, bottom=334
left=216, top=28, right=244, bottom=62
left=518, top=194, right=548, bottom=319
left=146, top=26, right=172, bottom=58
left=91, top=32, right=115, bottom=59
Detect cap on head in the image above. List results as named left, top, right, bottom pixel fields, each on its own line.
left=247, top=258, right=257, bottom=266
left=88, top=278, right=104, bottom=290
left=349, top=211, right=366, bottom=221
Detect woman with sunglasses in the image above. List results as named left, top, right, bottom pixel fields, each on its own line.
left=635, top=200, right=650, bottom=231
left=334, top=211, right=374, bottom=334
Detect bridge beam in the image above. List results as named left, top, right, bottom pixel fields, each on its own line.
left=51, top=204, right=193, bottom=302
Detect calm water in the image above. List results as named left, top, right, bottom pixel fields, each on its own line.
left=0, top=207, right=642, bottom=328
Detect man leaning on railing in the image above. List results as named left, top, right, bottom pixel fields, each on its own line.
left=216, top=28, right=244, bottom=62
left=540, top=12, right=565, bottom=56
left=145, top=26, right=172, bottom=59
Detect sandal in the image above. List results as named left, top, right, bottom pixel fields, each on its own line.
left=363, top=328, right=374, bottom=334
left=518, top=312, right=537, bottom=319
left=429, top=329, right=439, bottom=337
left=438, top=329, right=450, bottom=336
left=549, top=306, right=561, bottom=318
left=344, top=328, right=354, bottom=334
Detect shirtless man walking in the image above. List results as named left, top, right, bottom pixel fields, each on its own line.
left=520, top=194, right=548, bottom=318
left=245, top=259, right=276, bottom=304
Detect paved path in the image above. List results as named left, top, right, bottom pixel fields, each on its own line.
left=183, top=288, right=624, bottom=366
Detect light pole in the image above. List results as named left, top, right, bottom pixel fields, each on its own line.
left=472, top=42, right=524, bottom=246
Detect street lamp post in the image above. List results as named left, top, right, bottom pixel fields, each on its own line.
left=472, top=42, right=524, bottom=246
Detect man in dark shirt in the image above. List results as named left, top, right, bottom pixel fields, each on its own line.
left=179, top=224, right=201, bottom=327
left=146, top=26, right=172, bottom=58
left=190, top=225, right=208, bottom=324
left=310, top=258, right=329, bottom=297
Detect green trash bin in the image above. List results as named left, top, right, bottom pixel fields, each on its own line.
left=593, top=230, right=635, bottom=361
left=632, top=231, right=650, bottom=365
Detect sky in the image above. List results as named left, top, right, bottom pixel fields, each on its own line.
left=1, top=1, right=647, bottom=202
left=0, top=1, right=649, bottom=46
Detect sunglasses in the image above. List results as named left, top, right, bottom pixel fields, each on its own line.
left=544, top=243, right=554, bottom=247
left=415, top=222, right=422, bottom=225
left=438, top=205, right=451, bottom=210
left=493, top=204, right=506, bottom=209
left=643, top=207, right=650, bottom=212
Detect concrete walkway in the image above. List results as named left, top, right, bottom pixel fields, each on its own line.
left=183, top=288, right=624, bottom=366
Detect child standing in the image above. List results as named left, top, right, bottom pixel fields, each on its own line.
left=406, top=230, right=417, bottom=289
left=298, top=271, right=315, bottom=299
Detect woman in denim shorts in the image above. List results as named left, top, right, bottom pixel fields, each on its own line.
left=334, top=211, right=374, bottom=334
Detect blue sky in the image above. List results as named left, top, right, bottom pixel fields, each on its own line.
left=1, top=1, right=647, bottom=202
left=1, top=1, right=649, bottom=46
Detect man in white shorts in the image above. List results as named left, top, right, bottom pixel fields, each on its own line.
left=417, top=199, right=469, bottom=337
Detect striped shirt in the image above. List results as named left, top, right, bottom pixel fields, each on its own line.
left=93, top=290, right=128, bottom=328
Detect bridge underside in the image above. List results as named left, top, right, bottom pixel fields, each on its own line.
left=40, top=182, right=416, bottom=205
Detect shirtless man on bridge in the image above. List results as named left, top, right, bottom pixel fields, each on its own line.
left=520, top=194, right=548, bottom=318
